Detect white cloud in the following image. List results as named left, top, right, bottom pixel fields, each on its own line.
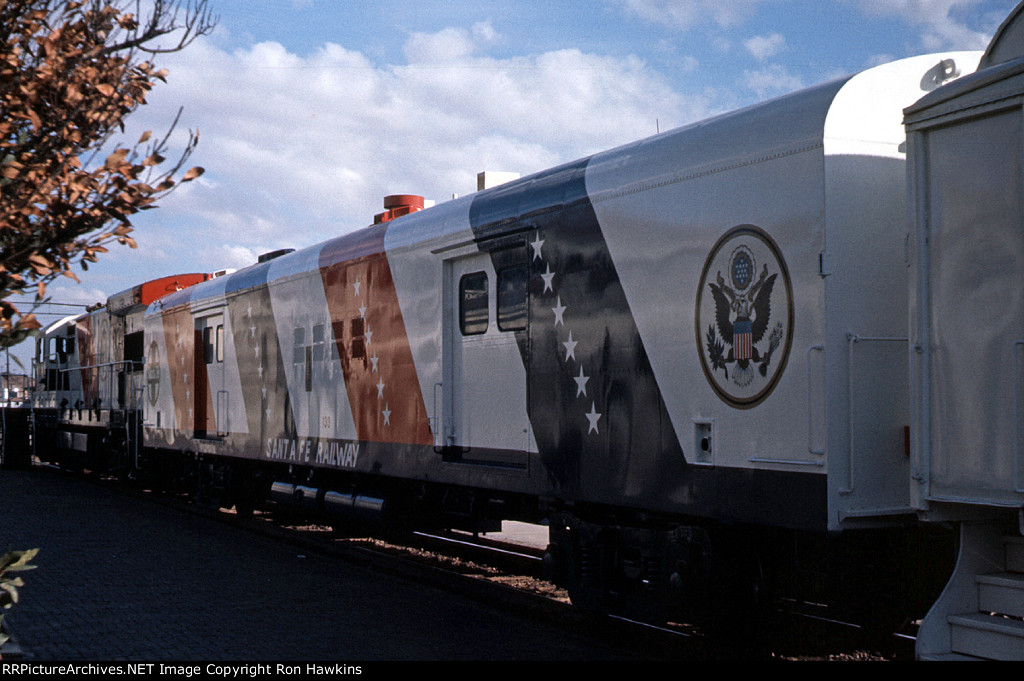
left=744, top=33, right=786, bottom=61
left=852, top=0, right=1002, bottom=51
left=110, top=26, right=712, bottom=295
left=742, top=64, right=805, bottom=99
left=614, top=0, right=763, bottom=30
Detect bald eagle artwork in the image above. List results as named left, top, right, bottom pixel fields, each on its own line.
left=705, top=262, right=783, bottom=387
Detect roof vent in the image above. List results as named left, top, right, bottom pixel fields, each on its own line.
left=258, top=248, right=295, bottom=263
left=374, top=194, right=425, bottom=224
left=477, top=171, right=520, bottom=191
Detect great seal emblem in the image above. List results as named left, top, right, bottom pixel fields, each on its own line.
left=695, top=225, right=793, bottom=408
left=147, top=340, right=161, bottom=407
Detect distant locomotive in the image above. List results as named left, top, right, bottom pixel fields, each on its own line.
left=12, top=2, right=1024, bottom=660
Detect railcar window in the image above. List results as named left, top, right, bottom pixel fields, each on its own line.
left=216, top=325, right=224, bottom=363
left=202, top=327, right=215, bottom=365
left=312, top=323, right=325, bottom=362
left=460, top=271, right=488, bottom=335
left=350, top=318, right=365, bottom=359
left=497, top=266, right=528, bottom=332
left=305, top=347, right=312, bottom=392
left=293, top=328, right=305, bottom=364
left=125, top=331, right=144, bottom=371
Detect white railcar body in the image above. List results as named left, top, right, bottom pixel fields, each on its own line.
left=908, top=37, right=1024, bottom=514
left=131, top=52, right=980, bottom=534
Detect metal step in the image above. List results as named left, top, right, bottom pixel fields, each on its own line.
left=918, top=651, right=990, bottom=661
left=949, top=613, right=1024, bottom=661
left=916, top=521, right=1024, bottom=660
left=978, top=572, right=1024, bottom=619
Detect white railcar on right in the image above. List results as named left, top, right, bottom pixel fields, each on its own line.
left=906, top=1, right=1024, bottom=661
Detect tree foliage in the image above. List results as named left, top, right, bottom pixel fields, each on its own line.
left=0, top=0, right=215, bottom=348
left=0, top=548, right=38, bottom=648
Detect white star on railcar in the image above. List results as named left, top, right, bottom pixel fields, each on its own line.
left=382, top=404, right=391, bottom=425
left=531, top=234, right=544, bottom=260
left=552, top=297, right=566, bottom=327
left=563, top=330, right=578, bottom=362
left=377, top=379, right=385, bottom=399
left=586, top=403, right=601, bottom=434
left=574, top=366, right=589, bottom=397
left=541, top=264, right=555, bottom=293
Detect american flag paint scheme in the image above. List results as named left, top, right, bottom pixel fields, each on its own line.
left=23, top=6, right=1024, bottom=656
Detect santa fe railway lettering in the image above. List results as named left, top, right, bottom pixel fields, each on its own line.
left=265, top=438, right=361, bottom=468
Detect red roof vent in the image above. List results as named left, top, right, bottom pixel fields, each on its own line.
left=374, top=194, right=425, bottom=224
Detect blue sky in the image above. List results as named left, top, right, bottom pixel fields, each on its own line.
left=10, top=0, right=1019, bottom=364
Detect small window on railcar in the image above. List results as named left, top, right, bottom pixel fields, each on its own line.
left=312, top=323, right=325, bottom=362
left=497, top=265, right=528, bottom=332
left=202, top=327, right=214, bottom=364
left=216, top=325, right=224, bottom=363
left=305, top=346, right=312, bottom=392
left=125, top=331, right=144, bottom=371
left=460, top=272, right=488, bottom=335
left=293, top=327, right=305, bottom=364
left=350, top=318, right=365, bottom=359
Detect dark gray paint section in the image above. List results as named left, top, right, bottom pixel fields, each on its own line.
left=468, top=159, right=826, bottom=530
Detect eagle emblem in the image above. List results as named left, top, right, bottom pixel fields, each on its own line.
left=696, top=226, right=792, bottom=408
left=147, top=340, right=161, bottom=407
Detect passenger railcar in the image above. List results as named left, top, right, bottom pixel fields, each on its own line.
left=15, top=2, right=1024, bottom=660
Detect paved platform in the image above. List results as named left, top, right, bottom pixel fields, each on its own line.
left=0, top=466, right=633, bottom=661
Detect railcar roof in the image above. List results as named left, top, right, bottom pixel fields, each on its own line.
left=146, top=53, right=979, bottom=318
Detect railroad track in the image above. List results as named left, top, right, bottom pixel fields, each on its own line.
left=32, top=461, right=911, bottom=660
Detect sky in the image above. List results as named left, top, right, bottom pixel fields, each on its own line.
left=9, top=0, right=1020, bottom=365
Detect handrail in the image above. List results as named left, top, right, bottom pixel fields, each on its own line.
left=807, top=344, right=825, bottom=455
left=432, top=382, right=443, bottom=450
left=217, top=389, right=229, bottom=437
left=1015, top=341, right=1024, bottom=494
left=54, top=360, right=143, bottom=412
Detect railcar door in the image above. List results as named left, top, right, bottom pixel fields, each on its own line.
left=194, top=313, right=225, bottom=438
left=442, top=242, right=535, bottom=469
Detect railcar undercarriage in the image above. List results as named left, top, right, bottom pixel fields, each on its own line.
left=545, top=506, right=957, bottom=638
left=24, top=409, right=958, bottom=643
